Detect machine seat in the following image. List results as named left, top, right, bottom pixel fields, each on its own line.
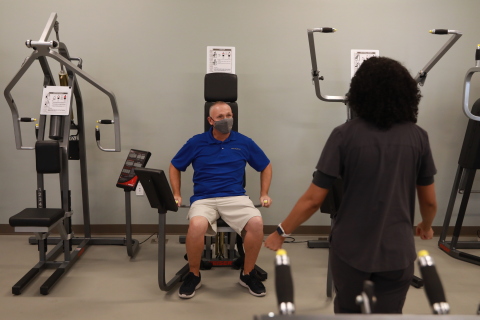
left=217, top=218, right=230, bottom=228
left=10, top=208, right=65, bottom=227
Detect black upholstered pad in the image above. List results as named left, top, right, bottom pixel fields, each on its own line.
left=10, top=208, right=65, bottom=227
left=217, top=218, right=232, bottom=228
left=35, top=140, right=61, bottom=173
left=204, top=73, right=237, bottom=102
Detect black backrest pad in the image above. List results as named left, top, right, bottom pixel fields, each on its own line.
left=204, top=73, right=239, bottom=132
left=204, top=73, right=237, bottom=102
left=36, top=140, right=61, bottom=173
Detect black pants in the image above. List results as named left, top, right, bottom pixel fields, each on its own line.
left=330, top=250, right=414, bottom=314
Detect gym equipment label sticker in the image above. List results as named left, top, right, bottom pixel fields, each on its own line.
left=207, top=46, right=235, bottom=74
left=351, top=49, right=379, bottom=78
left=40, top=86, right=72, bottom=115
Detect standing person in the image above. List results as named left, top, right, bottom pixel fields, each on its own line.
left=170, top=101, right=272, bottom=299
left=265, top=57, right=437, bottom=313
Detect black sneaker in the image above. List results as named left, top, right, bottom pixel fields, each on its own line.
left=178, top=272, right=201, bottom=299
left=239, top=269, right=266, bottom=297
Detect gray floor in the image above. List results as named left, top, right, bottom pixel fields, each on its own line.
left=1, top=234, right=479, bottom=320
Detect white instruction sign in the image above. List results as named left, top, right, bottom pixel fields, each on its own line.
left=40, top=86, right=72, bottom=115
left=351, top=49, right=379, bottom=78
left=207, top=46, right=235, bottom=74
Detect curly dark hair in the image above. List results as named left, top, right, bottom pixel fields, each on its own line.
left=347, top=56, right=421, bottom=130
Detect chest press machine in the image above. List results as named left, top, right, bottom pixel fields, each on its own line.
left=4, top=13, right=137, bottom=295
left=438, top=46, right=480, bottom=265
left=306, top=27, right=462, bottom=297
left=135, top=72, right=267, bottom=291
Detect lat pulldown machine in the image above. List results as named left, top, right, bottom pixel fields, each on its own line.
left=438, top=45, right=480, bottom=265
left=306, top=27, right=462, bottom=297
left=4, top=13, right=135, bottom=295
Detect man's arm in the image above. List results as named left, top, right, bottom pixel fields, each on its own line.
left=416, top=183, right=437, bottom=240
left=260, top=163, right=272, bottom=207
left=169, top=163, right=182, bottom=207
left=264, top=183, right=329, bottom=251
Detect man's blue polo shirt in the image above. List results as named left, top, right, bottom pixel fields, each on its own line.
left=171, top=128, right=270, bottom=204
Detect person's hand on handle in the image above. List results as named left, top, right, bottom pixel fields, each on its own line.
left=260, top=195, right=272, bottom=208
left=174, top=195, right=182, bottom=207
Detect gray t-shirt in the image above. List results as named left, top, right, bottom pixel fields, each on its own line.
left=316, top=118, right=436, bottom=272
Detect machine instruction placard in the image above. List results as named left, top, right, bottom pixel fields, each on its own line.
left=40, top=86, right=72, bottom=115
left=207, top=46, right=235, bottom=74
left=351, top=49, right=379, bottom=78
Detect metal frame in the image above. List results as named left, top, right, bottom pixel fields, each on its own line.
left=307, top=28, right=462, bottom=103
left=306, top=26, right=462, bottom=298
left=462, top=46, right=480, bottom=122
left=5, top=13, right=121, bottom=152
left=438, top=46, right=480, bottom=265
left=4, top=13, right=136, bottom=295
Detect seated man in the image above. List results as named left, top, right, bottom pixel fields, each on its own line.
left=170, top=101, right=272, bottom=299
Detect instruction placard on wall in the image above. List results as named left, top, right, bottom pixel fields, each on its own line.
left=40, top=86, right=72, bottom=115
left=207, top=46, right=235, bottom=74
left=351, top=49, right=379, bottom=78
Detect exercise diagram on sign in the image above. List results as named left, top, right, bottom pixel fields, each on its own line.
left=207, top=46, right=235, bottom=74
left=40, top=86, right=72, bottom=115
left=351, top=49, right=379, bottom=77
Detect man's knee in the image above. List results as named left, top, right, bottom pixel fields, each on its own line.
left=244, top=216, right=263, bottom=235
left=188, top=216, right=209, bottom=237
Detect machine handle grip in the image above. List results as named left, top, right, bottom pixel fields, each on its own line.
left=476, top=46, right=480, bottom=61
left=97, top=119, right=114, bottom=124
left=430, top=29, right=448, bottom=35
left=179, top=203, right=264, bottom=208
left=429, top=29, right=461, bottom=35
left=309, top=27, right=337, bottom=33
left=20, top=117, right=37, bottom=122
left=95, top=126, right=100, bottom=141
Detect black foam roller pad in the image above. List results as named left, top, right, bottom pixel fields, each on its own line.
left=275, top=265, right=294, bottom=305
left=419, top=265, right=447, bottom=305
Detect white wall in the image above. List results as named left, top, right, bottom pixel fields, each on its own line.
left=1, top=0, right=480, bottom=228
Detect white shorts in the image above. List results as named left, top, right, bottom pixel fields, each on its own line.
left=187, top=196, right=262, bottom=236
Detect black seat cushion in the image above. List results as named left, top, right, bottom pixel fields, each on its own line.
left=217, top=218, right=232, bottom=229
left=10, top=208, right=65, bottom=227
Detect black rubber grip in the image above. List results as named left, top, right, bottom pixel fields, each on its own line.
left=95, top=128, right=100, bottom=141
left=275, top=265, right=294, bottom=305
left=20, top=117, right=34, bottom=122
left=419, top=265, right=447, bottom=305
left=98, top=119, right=113, bottom=124
left=476, top=48, right=480, bottom=61
left=322, top=27, right=334, bottom=33
left=432, top=29, right=448, bottom=35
